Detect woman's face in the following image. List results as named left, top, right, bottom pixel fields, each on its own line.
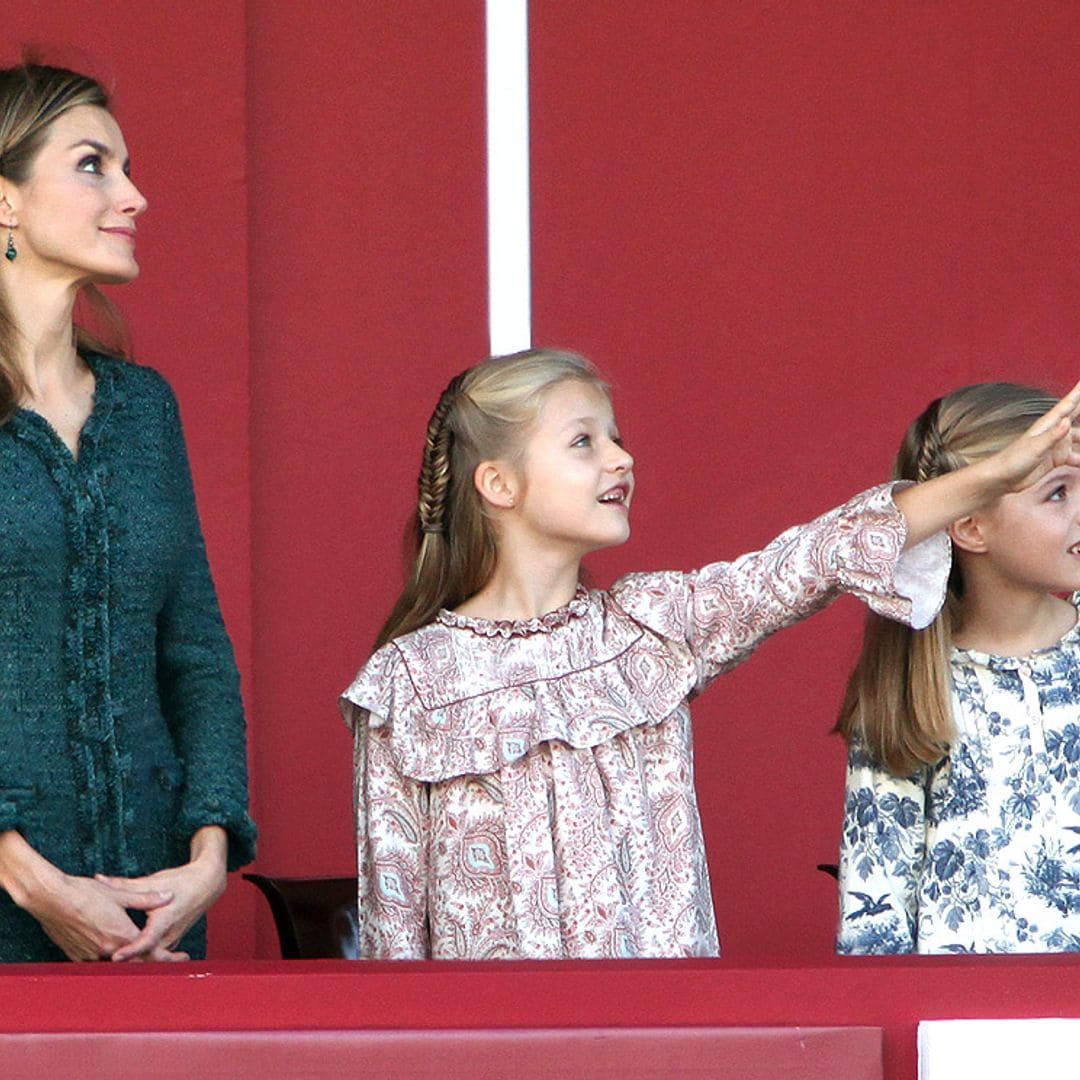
left=5, top=104, right=147, bottom=287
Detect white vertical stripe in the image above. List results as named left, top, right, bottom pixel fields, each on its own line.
left=485, top=0, right=532, bottom=355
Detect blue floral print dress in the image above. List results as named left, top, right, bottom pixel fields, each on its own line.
left=837, top=606, right=1080, bottom=954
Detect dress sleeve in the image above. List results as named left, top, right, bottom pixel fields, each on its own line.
left=835, top=740, right=928, bottom=954
left=612, top=483, right=949, bottom=691
left=351, top=704, right=430, bottom=959
left=155, top=384, right=256, bottom=871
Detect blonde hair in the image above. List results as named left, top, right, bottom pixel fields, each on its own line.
left=837, top=382, right=1058, bottom=775
left=0, top=63, right=128, bottom=423
left=374, top=348, right=608, bottom=649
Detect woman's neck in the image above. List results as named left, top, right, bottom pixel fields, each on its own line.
left=952, top=584, right=1076, bottom=656
left=1, top=277, right=80, bottom=393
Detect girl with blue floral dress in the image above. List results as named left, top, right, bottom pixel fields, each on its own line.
left=838, top=382, right=1080, bottom=954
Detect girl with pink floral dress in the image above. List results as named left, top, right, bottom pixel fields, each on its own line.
left=342, top=349, right=1080, bottom=959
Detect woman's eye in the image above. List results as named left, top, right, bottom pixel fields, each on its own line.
left=1049, top=484, right=1067, bottom=502
left=77, top=154, right=102, bottom=174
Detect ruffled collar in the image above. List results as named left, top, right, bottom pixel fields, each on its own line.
left=345, top=584, right=697, bottom=780
left=437, top=587, right=592, bottom=638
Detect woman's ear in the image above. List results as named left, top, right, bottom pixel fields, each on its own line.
left=473, top=460, right=519, bottom=510
left=948, top=515, right=988, bottom=554
left=0, top=191, right=16, bottom=228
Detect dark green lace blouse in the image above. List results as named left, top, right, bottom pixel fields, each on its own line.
left=0, top=354, right=256, bottom=961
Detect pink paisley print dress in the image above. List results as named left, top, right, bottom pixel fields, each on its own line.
left=342, top=484, right=948, bottom=959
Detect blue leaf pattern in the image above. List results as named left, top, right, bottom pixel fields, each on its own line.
left=838, top=610, right=1080, bottom=953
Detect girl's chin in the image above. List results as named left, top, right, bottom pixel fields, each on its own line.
left=583, top=532, right=631, bottom=556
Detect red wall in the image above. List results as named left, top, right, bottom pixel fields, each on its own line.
left=245, top=1, right=489, bottom=957
left=8, top=2, right=1080, bottom=965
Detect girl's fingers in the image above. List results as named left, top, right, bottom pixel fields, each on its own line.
left=1028, top=416, right=1070, bottom=455
left=1057, top=377, right=1080, bottom=419
left=1031, top=403, right=1074, bottom=439
left=1030, top=379, right=1080, bottom=437
left=1064, top=375, right=1080, bottom=410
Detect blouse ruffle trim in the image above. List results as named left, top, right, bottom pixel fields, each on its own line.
left=343, top=593, right=697, bottom=782
left=436, top=587, right=591, bottom=638
left=343, top=483, right=947, bottom=783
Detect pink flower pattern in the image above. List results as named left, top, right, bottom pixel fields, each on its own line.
left=342, top=484, right=948, bottom=959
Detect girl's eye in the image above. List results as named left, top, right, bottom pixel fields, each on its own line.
left=77, top=154, right=103, bottom=175
left=571, top=434, right=591, bottom=448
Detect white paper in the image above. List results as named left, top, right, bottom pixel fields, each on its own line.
left=919, top=1018, right=1080, bottom=1079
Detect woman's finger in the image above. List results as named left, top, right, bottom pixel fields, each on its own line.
left=109, top=889, right=174, bottom=912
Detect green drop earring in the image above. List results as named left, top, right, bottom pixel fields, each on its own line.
left=4, top=228, right=15, bottom=262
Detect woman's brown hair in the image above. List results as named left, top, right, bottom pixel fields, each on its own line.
left=0, top=63, right=128, bottom=423
left=837, top=382, right=1058, bottom=775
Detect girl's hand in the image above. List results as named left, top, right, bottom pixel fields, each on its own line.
left=94, top=825, right=227, bottom=962
left=983, top=376, right=1080, bottom=495
left=896, top=377, right=1080, bottom=548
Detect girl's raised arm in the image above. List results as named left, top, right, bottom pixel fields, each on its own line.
left=895, top=377, right=1080, bottom=548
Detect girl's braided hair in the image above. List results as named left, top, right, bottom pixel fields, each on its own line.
left=837, top=381, right=1057, bottom=774
left=373, top=348, right=607, bottom=649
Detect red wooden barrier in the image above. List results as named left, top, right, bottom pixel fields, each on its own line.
left=2, top=957, right=1078, bottom=1080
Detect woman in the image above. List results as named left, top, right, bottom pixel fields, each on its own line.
left=0, top=63, right=255, bottom=961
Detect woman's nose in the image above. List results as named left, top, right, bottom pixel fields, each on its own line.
left=119, top=176, right=148, bottom=217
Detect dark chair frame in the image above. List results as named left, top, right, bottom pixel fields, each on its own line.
left=243, top=873, right=359, bottom=959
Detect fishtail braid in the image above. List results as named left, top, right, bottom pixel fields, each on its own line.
left=911, top=397, right=946, bottom=482
left=417, top=373, right=466, bottom=535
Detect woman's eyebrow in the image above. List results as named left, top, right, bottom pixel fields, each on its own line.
left=68, top=138, right=130, bottom=169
